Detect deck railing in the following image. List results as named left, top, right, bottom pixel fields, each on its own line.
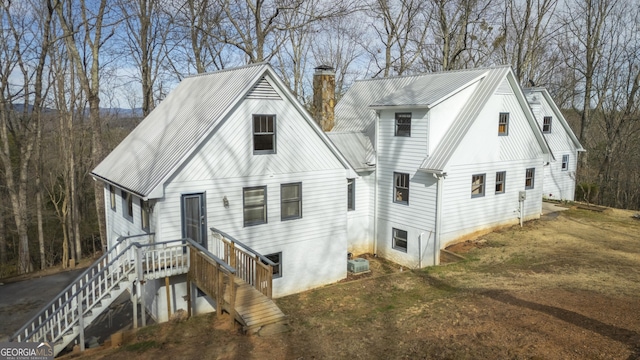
left=187, top=241, right=236, bottom=317
left=209, top=227, right=275, bottom=298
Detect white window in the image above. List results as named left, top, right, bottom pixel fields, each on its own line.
left=122, top=191, right=133, bottom=221
left=109, top=185, right=116, bottom=210
left=243, top=186, right=267, bottom=226
left=395, top=113, right=411, bottom=137
left=471, top=174, right=486, bottom=198
left=253, top=115, right=275, bottom=153
left=495, top=171, right=506, bottom=194
left=394, top=172, right=410, bottom=205
left=525, top=168, right=535, bottom=189
left=561, top=155, right=569, bottom=171
left=498, top=113, right=509, bottom=135
left=281, top=183, right=301, bottom=220
left=140, top=199, right=150, bottom=231
left=347, top=178, right=355, bottom=211
left=392, top=228, right=408, bottom=252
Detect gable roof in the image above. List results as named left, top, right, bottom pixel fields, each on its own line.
left=334, top=66, right=552, bottom=175
left=92, top=63, right=354, bottom=198
left=523, top=87, right=585, bottom=152
left=326, top=132, right=375, bottom=172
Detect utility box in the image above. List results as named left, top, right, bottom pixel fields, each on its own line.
left=347, top=258, right=370, bottom=274
left=519, top=190, right=527, bottom=201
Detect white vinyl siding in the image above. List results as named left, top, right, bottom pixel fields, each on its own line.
left=346, top=173, right=374, bottom=256
left=104, top=185, right=154, bottom=249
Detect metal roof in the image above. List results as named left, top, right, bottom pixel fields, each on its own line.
left=523, top=87, right=585, bottom=152
left=326, top=132, right=375, bottom=172
left=92, top=63, right=271, bottom=197
left=371, top=69, right=487, bottom=107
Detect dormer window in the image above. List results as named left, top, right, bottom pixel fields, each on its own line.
left=395, top=113, right=411, bottom=137
left=253, top=114, right=276, bottom=153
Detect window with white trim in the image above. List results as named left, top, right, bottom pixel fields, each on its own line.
left=561, top=155, right=569, bottom=171
left=243, top=186, right=267, bottom=226
left=109, top=185, right=116, bottom=210
left=525, top=168, right=535, bottom=189
left=122, top=191, right=133, bottom=221
left=140, top=199, right=150, bottom=231
left=471, top=174, right=486, bottom=198
left=394, top=172, right=409, bottom=205
left=392, top=228, right=408, bottom=252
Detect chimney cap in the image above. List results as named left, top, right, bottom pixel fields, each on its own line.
left=314, top=64, right=335, bottom=72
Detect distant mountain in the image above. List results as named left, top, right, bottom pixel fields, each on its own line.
left=9, top=103, right=142, bottom=118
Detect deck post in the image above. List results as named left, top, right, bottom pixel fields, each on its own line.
left=228, top=275, right=236, bottom=328
left=78, top=291, right=85, bottom=352
left=186, top=278, right=192, bottom=318
left=165, top=276, right=171, bottom=320
left=141, top=281, right=146, bottom=327
left=216, top=264, right=223, bottom=316
left=132, top=286, right=138, bottom=329
left=229, top=241, right=236, bottom=269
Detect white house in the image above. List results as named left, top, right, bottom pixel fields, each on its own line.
left=524, top=88, right=585, bottom=201
left=90, top=64, right=565, bottom=323
left=330, top=67, right=553, bottom=268
left=92, top=63, right=356, bottom=322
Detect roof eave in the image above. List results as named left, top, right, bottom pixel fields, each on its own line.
left=369, top=104, right=431, bottom=110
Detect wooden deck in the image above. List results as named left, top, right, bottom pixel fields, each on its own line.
left=226, top=277, right=286, bottom=332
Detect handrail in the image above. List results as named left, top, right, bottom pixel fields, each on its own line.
left=209, top=227, right=276, bottom=266
left=10, top=237, right=231, bottom=343
left=117, top=232, right=155, bottom=243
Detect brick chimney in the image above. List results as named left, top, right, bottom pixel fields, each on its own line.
left=313, top=65, right=335, bottom=132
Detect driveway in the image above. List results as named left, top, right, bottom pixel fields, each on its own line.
left=0, top=268, right=85, bottom=340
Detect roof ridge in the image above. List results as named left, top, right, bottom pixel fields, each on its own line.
left=185, top=62, right=269, bottom=79
left=353, top=65, right=511, bottom=84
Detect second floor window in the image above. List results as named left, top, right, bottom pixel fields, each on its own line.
left=395, top=113, right=411, bottom=137
left=543, top=116, right=552, bottom=133
left=562, top=155, right=569, bottom=171
left=244, top=186, right=267, bottom=226
left=498, top=113, right=509, bottom=135
left=253, top=115, right=275, bottom=153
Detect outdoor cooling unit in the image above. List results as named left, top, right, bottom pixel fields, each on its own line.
left=347, top=258, right=370, bottom=273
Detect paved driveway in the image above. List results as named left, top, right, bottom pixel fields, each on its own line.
left=0, top=268, right=85, bottom=340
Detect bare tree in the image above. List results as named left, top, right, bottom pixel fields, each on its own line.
left=54, top=0, right=114, bottom=257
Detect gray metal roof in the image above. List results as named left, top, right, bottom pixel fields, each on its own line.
left=371, top=69, right=487, bottom=107
left=92, top=63, right=272, bottom=197
left=326, top=132, right=375, bottom=172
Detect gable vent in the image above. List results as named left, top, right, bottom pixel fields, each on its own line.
left=246, top=77, right=282, bottom=100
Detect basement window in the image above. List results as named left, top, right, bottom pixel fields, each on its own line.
left=392, top=228, right=408, bottom=253
left=471, top=174, right=486, bottom=198
left=262, top=252, right=282, bottom=278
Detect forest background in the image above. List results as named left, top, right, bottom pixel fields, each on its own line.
left=1, top=0, right=638, bottom=276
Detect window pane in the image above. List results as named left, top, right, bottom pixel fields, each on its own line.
left=254, top=134, right=274, bottom=151
left=281, top=184, right=300, bottom=200
left=244, top=189, right=265, bottom=205
left=281, top=202, right=300, bottom=218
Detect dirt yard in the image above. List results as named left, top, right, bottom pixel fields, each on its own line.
left=63, top=208, right=640, bottom=359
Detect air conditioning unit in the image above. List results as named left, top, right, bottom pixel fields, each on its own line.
left=347, top=258, right=370, bottom=274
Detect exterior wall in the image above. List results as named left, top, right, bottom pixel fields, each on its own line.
left=528, top=91, right=579, bottom=201
left=157, top=95, right=349, bottom=298
left=441, top=81, right=545, bottom=246
left=347, top=171, right=374, bottom=255
left=103, top=185, right=155, bottom=249
left=375, top=108, right=439, bottom=268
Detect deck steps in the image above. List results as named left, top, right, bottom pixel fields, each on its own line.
left=226, top=278, right=286, bottom=333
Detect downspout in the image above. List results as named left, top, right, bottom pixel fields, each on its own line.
left=434, top=172, right=445, bottom=265
left=373, top=110, right=380, bottom=256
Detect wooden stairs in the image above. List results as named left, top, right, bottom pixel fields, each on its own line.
left=228, top=277, right=286, bottom=333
